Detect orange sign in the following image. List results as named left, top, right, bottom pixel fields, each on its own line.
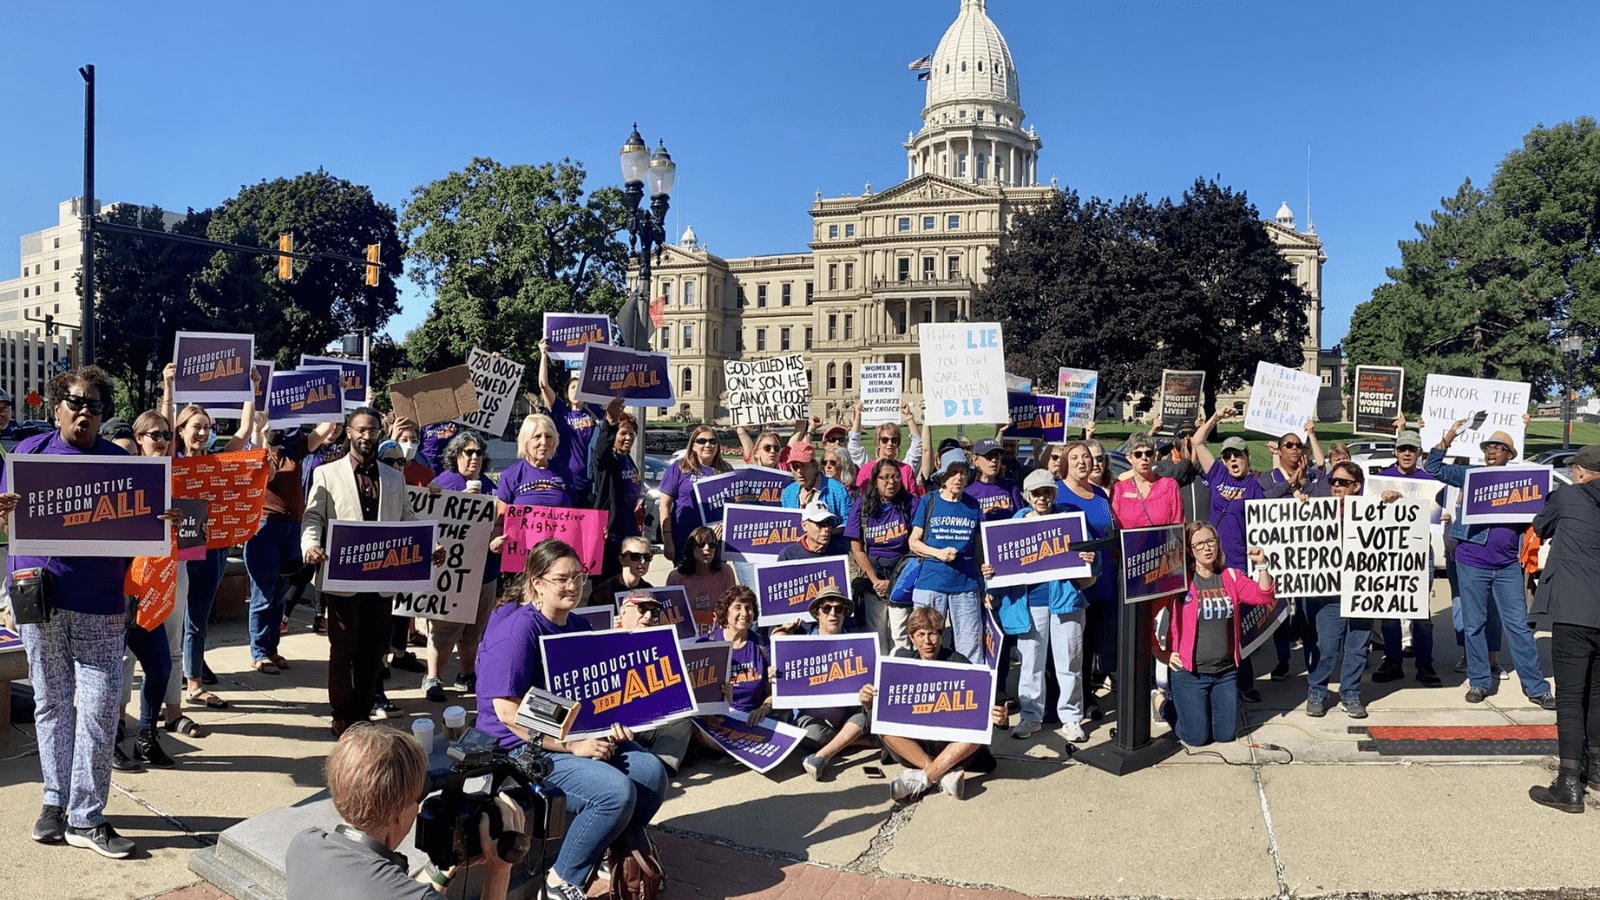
left=172, top=449, right=271, bottom=549
left=125, top=544, right=178, bottom=631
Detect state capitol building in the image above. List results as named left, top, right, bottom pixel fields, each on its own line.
left=636, top=0, right=1335, bottom=426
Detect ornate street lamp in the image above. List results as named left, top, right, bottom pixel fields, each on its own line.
left=618, top=125, right=676, bottom=469
left=1560, top=333, right=1584, bottom=450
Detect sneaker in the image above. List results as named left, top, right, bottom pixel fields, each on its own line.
left=390, top=652, right=427, bottom=674
left=1059, top=722, right=1087, bottom=743
left=1305, top=696, right=1327, bottom=718
left=802, top=753, right=827, bottom=781
left=1416, top=667, right=1443, bottom=688
left=544, top=874, right=587, bottom=900
left=453, top=672, right=477, bottom=693
left=1012, top=719, right=1042, bottom=740
left=112, top=740, right=142, bottom=772
left=1371, top=664, right=1405, bottom=684
left=1453, top=659, right=1467, bottom=674
left=422, top=678, right=448, bottom=703
left=938, top=767, right=965, bottom=799
left=372, top=695, right=401, bottom=719
left=1529, top=694, right=1557, bottom=710
left=1465, top=686, right=1489, bottom=704
left=890, top=769, right=929, bottom=802
left=1240, top=688, right=1264, bottom=704
left=1340, top=699, right=1368, bottom=719
left=1270, top=660, right=1291, bottom=681
left=1492, top=664, right=1510, bottom=681
left=66, top=823, right=136, bottom=859
left=33, top=805, right=66, bottom=843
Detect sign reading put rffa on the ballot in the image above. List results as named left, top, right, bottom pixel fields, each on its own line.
left=322, top=519, right=437, bottom=594
left=5, top=455, right=172, bottom=557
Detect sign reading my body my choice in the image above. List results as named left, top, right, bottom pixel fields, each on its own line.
left=6, top=455, right=172, bottom=557
left=266, top=367, right=345, bottom=428
left=299, top=355, right=369, bottom=412
left=1461, top=465, right=1551, bottom=525
left=543, top=313, right=611, bottom=362
left=322, top=519, right=437, bottom=594
left=542, top=625, right=698, bottom=739
left=919, top=322, right=1006, bottom=425
left=1120, top=524, right=1188, bottom=604
left=172, top=331, right=255, bottom=405
left=573, top=343, right=675, bottom=408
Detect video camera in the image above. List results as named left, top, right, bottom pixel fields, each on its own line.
left=415, top=727, right=566, bottom=870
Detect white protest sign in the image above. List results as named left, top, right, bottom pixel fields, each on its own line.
left=859, top=363, right=904, bottom=427
left=919, top=322, right=1006, bottom=426
left=456, top=348, right=525, bottom=438
left=1242, top=361, right=1321, bottom=437
left=1418, top=374, right=1530, bottom=465
left=1367, top=474, right=1445, bottom=536
left=393, top=487, right=496, bottom=624
left=1340, top=497, right=1431, bottom=619
left=1244, top=498, right=1342, bottom=598
left=1057, top=367, right=1098, bottom=428
left=724, top=354, right=809, bottom=427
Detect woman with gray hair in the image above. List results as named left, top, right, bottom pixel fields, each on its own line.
left=420, top=429, right=501, bottom=703
left=907, top=449, right=987, bottom=662
left=495, top=413, right=571, bottom=509
left=821, top=446, right=857, bottom=497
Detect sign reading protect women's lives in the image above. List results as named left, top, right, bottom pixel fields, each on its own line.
left=1340, top=497, right=1430, bottom=619
left=457, top=348, right=525, bottom=438
left=752, top=556, right=852, bottom=626
left=171, top=331, right=256, bottom=405
left=1418, top=374, right=1530, bottom=465
left=207, top=360, right=274, bottom=417
left=860, top=363, right=904, bottom=426
left=1353, top=366, right=1405, bottom=435
left=871, top=657, right=995, bottom=745
left=980, top=511, right=1091, bottom=588
left=542, top=625, right=698, bottom=739
left=1006, top=393, right=1066, bottom=441
left=299, top=355, right=369, bottom=412
left=919, top=322, right=1007, bottom=425
left=1057, top=367, right=1099, bottom=428
left=543, top=313, right=612, bottom=362
left=1120, top=524, right=1188, bottom=604
left=6, top=455, right=172, bottom=557
left=266, top=367, right=345, bottom=428
left=692, top=709, right=806, bottom=774
left=322, top=519, right=437, bottom=594
left=1157, top=370, right=1205, bottom=437
left=692, top=466, right=791, bottom=523
left=724, top=354, right=809, bottom=427
left=574, top=343, right=675, bottom=408
left=392, top=487, right=495, bottom=624
left=171, top=449, right=271, bottom=549
left=1241, top=361, right=1321, bottom=438
left=501, top=505, right=607, bottom=574
left=770, top=633, right=878, bottom=708
left=681, top=641, right=732, bottom=716
left=1461, top=466, right=1551, bottom=525
left=721, top=503, right=803, bottom=562
left=1244, top=498, right=1342, bottom=597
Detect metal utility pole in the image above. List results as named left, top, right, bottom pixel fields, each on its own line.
left=79, top=64, right=96, bottom=366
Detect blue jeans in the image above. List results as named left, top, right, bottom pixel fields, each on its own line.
left=183, top=548, right=227, bottom=680
left=1457, top=561, right=1549, bottom=695
left=912, top=588, right=982, bottom=663
left=244, top=518, right=301, bottom=662
left=1446, top=538, right=1500, bottom=651
left=543, top=742, right=668, bottom=885
left=1304, top=598, right=1371, bottom=703
left=1168, top=667, right=1239, bottom=747
left=1379, top=617, right=1435, bottom=670
left=124, top=622, right=173, bottom=731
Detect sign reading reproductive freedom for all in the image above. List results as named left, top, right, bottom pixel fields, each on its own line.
left=871, top=656, right=994, bottom=745
left=392, top=487, right=495, bottom=624
left=859, top=363, right=904, bottom=426
left=543, top=313, right=611, bottom=362
left=1157, top=371, right=1204, bottom=437
left=692, top=466, right=791, bottom=524
left=1461, top=466, right=1551, bottom=525
left=751, top=556, right=852, bottom=626
left=1418, top=374, right=1530, bottom=465
left=770, top=633, right=878, bottom=708
left=724, top=354, right=810, bottom=427
left=172, top=331, right=255, bottom=405
left=322, top=519, right=437, bottom=594
left=1241, top=361, right=1321, bottom=438
left=207, top=360, right=274, bottom=417
left=1120, top=524, right=1188, bottom=604
left=1340, top=497, right=1430, bottom=619
left=1244, top=498, right=1342, bottom=598
left=980, top=511, right=1091, bottom=588
left=919, top=322, right=1007, bottom=425
left=1006, top=393, right=1066, bottom=442
left=1057, top=367, right=1099, bottom=429
left=300, top=355, right=369, bottom=412
left=266, top=367, right=345, bottom=428
left=720, top=503, right=803, bottom=562
left=1353, top=366, right=1404, bottom=436
left=5, top=455, right=172, bottom=557
left=692, top=709, right=806, bottom=774
left=681, top=641, right=731, bottom=716
left=574, top=343, right=675, bottom=408
left=457, top=348, right=525, bottom=438
left=542, top=625, right=698, bottom=739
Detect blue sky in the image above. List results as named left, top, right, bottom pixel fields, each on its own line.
left=4, top=0, right=1597, bottom=350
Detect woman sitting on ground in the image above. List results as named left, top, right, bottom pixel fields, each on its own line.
left=772, top=587, right=874, bottom=781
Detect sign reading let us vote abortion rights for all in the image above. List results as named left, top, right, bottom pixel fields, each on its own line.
left=6, top=455, right=172, bottom=557
left=542, top=625, right=698, bottom=739
left=1340, top=497, right=1431, bottom=619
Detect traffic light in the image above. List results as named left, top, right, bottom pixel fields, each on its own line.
left=278, top=233, right=293, bottom=280
left=44, top=314, right=54, bottom=336
left=365, top=243, right=380, bottom=286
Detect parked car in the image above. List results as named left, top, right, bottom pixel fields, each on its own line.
left=1346, top=439, right=1395, bottom=462
left=1530, top=448, right=1578, bottom=469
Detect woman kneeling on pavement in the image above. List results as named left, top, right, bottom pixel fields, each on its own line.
left=773, top=586, right=875, bottom=781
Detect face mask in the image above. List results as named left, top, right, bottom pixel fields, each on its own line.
left=400, top=441, right=419, bottom=461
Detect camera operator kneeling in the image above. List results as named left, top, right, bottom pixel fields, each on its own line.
left=286, top=725, right=524, bottom=900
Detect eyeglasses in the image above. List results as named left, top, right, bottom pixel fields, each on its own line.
left=622, top=551, right=654, bottom=563
left=1129, top=449, right=1154, bottom=459
left=817, top=604, right=848, bottom=615
left=140, top=430, right=173, bottom=442
left=382, top=457, right=407, bottom=468
left=1190, top=538, right=1219, bottom=549
left=758, top=443, right=780, bottom=452
left=1280, top=442, right=1303, bottom=450
left=62, top=395, right=105, bottom=416
left=693, top=437, right=717, bottom=446
left=1329, top=477, right=1359, bottom=487
left=1090, top=455, right=1106, bottom=464
left=459, top=448, right=484, bottom=457
left=1049, top=453, right=1063, bottom=461
left=539, top=572, right=589, bottom=589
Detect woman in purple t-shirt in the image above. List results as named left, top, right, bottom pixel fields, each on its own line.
left=495, top=414, right=572, bottom=515
left=696, top=585, right=773, bottom=719
left=846, top=458, right=914, bottom=651
left=657, top=425, right=731, bottom=563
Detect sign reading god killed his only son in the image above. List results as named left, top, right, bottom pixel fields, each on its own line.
left=1461, top=465, right=1552, bottom=525
left=859, top=362, right=904, bottom=427
left=1242, top=361, right=1321, bottom=438
left=1353, top=366, right=1405, bottom=436
left=724, top=354, right=809, bottom=427
left=1245, top=498, right=1342, bottom=598
left=457, top=348, right=525, bottom=438
left=1419, top=374, right=1531, bottom=465
left=1340, top=497, right=1431, bottom=619
left=919, top=322, right=1006, bottom=425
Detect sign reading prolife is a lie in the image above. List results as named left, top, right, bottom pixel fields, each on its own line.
left=1242, top=361, right=1321, bottom=438
left=1340, top=497, right=1430, bottom=619
left=393, top=487, right=496, bottom=624
left=919, top=322, right=1007, bottom=425
left=1121, top=524, right=1188, bottom=604
left=1353, top=366, right=1405, bottom=436
left=266, top=367, right=345, bottom=428
left=692, top=466, right=791, bottom=524
left=172, top=331, right=255, bottom=405
left=299, top=355, right=369, bottom=412
left=1461, top=466, right=1551, bottom=525
left=574, top=343, right=675, bottom=408
left=1244, top=498, right=1342, bottom=598
left=543, top=313, right=612, bottom=362
left=859, top=362, right=904, bottom=427
left=501, top=505, right=607, bottom=574
left=1418, top=374, right=1530, bottom=465
left=751, top=556, right=852, bottom=626
left=542, top=625, right=698, bottom=739
left=724, top=354, right=810, bottom=427
left=979, top=511, right=1091, bottom=588
left=871, top=656, right=995, bottom=745
left=5, top=455, right=172, bottom=557
left=1157, top=370, right=1205, bottom=438
left=770, top=633, right=878, bottom=708
left=457, top=348, right=525, bottom=438
left=720, top=503, right=803, bottom=562
left=322, top=519, right=437, bottom=594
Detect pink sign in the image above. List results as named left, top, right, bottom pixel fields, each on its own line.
left=502, top=505, right=609, bottom=575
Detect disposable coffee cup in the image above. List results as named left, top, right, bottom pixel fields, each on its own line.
left=465, top=479, right=482, bottom=493
left=411, top=717, right=436, bottom=753
left=442, top=706, right=468, bottom=743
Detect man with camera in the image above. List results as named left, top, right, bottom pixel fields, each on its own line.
left=286, top=724, right=525, bottom=900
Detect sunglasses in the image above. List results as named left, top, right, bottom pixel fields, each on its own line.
left=622, top=551, right=654, bottom=563
left=693, top=437, right=717, bottom=446
left=1281, top=442, right=1303, bottom=450
left=1222, top=451, right=1247, bottom=460
left=817, top=604, right=848, bottom=615
left=1049, top=453, right=1063, bottom=461
left=62, top=395, right=106, bottom=416
left=1329, top=477, right=1359, bottom=488
left=1129, top=449, right=1154, bottom=459
left=459, top=448, right=484, bottom=457
left=382, top=456, right=407, bottom=467
left=758, top=443, right=780, bottom=452
left=878, top=436, right=900, bottom=444
left=825, top=435, right=845, bottom=443
left=140, top=429, right=173, bottom=441
left=823, top=459, right=841, bottom=467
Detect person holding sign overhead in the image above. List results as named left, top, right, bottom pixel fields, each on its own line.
left=1372, top=424, right=1445, bottom=688
left=539, top=339, right=600, bottom=507
left=658, top=425, right=731, bottom=563
left=908, top=449, right=986, bottom=664
left=846, top=402, right=924, bottom=496
left=589, top=398, right=643, bottom=581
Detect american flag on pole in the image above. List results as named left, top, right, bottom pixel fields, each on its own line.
left=907, top=54, right=932, bottom=71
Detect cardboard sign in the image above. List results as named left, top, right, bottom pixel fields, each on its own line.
left=724, top=354, right=810, bottom=427
left=1157, top=370, right=1205, bottom=437
left=126, top=550, right=178, bottom=632
left=692, top=709, right=806, bottom=774
left=388, top=365, right=479, bottom=427
left=1340, top=497, right=1430, bottom=619
left=266, top=367, right=345, bottom=428
left=751, top=555, right=852, bottom=626
left=1353, top=366, right=1404, bottom=436
left=1418, top=374, right=1530, bottom=465
left=919, top=322, right=1007, bottom=425
left=543, top=313, right=612, bottom=362
left=207, top=359, right=274, bottom=417
left=721, top=503, right=803, bottom=562
left=172, top=331, right=255, bottom=405
left=299, top=355, right=368, bottom=412
left=980, top=511, right=1091, bottom=588
left=171, top=449, right=271, bottom=549
left=1006, top=393, right=1066, bottom=442
left=860, top=363, right=904, bottom=427
left=457, top=348, right=525, bottom=438
left=691, top=466, right=791, bottom=524
left=1120, top=524, right=1188, bottom=604
left=682, top=642, right=731, bottom=716
left=5, top=455, right=171, bottom=557
left=1057, top=367, right=1099, bottom=429
left=574, top=343, right=675, bottom=408
left=871, top=656, right=994, bottom=744
left=392, top=487, right=496, bottom=623
left=1244, top=498, right=1342, bottom=598
left=322, top=519, right=437, bottom=593
left=1461, top=465, right=1551, bottom=525
left=1242, top=361, right=1321, bottom=438
left=501, top=505, right=608, bottom=575
left=770, top=633, right=877, bottom=708
left=542, top=625, right=698, bottom=739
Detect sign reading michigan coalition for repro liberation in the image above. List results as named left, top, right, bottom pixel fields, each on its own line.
left=322, top=519, right=437, bottom=594
left=1244, top=497, right=1342, bottom=598
left=5, top=455, right=172, bottom=557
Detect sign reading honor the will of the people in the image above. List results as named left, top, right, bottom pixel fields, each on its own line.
left=692, top=466, right=790, bottom=524
left=1242, top=361, right=1321, bottom=438
left=871, top=656, right=995, bottom=745
left=752, top=556, right=851, bottom=627
left=721, top=503, right=803, bottom=562
left=1057, top=367, right=1099, bottom=429
left=171, top=449, right=270, bottom=549
left=980, top=511, right=1091, bottom=589
left=321, top=519, right=436, bottom=594
left=693, top=709, right=806, bottom=774
left=1353, top=366, right=1405, bottom=436
left=770, top=633, right=878, bottom=709
left=457, top=348, right=525, bottom=438
left=1120, top=524, right=1188, bottom=604
left=171, top=331, right=255, bottom=405
left=501, top=505, right=607, bottom=575
left=574, top=343, right=675, bottom=408
left=919, top=322, right=1007, bottom=426
left=393, top=487, right=495, bottom=624
left=543, top=313, right=611, bottom=362
left=1461, top=466, right=1551, bottom=525
left=542, top=625, right=697, bottom=739
left=1340, top=497, right=1430, bottom=619
left=1419, top=374, right=1531, bottom=466
left=860, top=363, right=904, bottom=427
left=1244, top=498, right=1342, bottom=598
left=1157, top=370, right=1204, bottom=437
left=266, top=367, right=345, bottom=428
left=724, top=354, right=810, bottom=428
left=1006, top=393, right=1067, bottom=442
left=299, top=355, right=368, bottom=413
left=6, top=455, right=172, bottom=557
left=388, top=366, right=479, bottom=428
left=681, top=641, right=732, bottom=716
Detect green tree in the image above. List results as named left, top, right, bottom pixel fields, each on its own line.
left=400, top=158, right=629, bottom=378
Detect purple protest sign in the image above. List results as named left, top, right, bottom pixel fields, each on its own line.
left=172, top=332, right=255, bottom=405
left=692, top=467, right=791, bottom=524
left=721, top=503, right=803, bottom=561
left=871, top=656, right=995, bottom=744
left=632, top=586, right=697, bottom=641
left=981, top=606, right=1004, bottom=670
left=322, top=519, right=436, bottom=593
left=682, top=641, right=732, bottom=716
left=573, top=605, right=615, bottom=632
left=266, top=366, right=344, bottom=428
left=542, top=625, right=698, bottom=739
left=770, top=633, right=877, bottom=708
left=206, top=359, right=274, bottom=416
left=573, top=343, right=675, bottom=408
left=300, top=355, right=369, bottom=412
left=692, top=709, right=806, bottom=774
left=980, top=511, right=1091, bottom=589
left=1006, top=393, right=1066, bottom=441
left=1121, top=524, right=1188, bottom=604
left=1239, top=593, right=1290, bottom=659
left=752, top=555, right=852, bottom=627
left=543, top=313, right=612, bottom=362
left=1461, top=465, right=1551, bottom=525
left=5, top=455, right=172, bottom=557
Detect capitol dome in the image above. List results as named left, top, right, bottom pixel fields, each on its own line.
left=925, top=0, right=1019, bottom=109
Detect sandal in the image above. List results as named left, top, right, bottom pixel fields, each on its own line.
left=187, top=690, right=229, bottom=709
left=165, top=715, right=205, bottom=738
left=270, top=655, right=291, bottom=670
left=251, top=660, right=281, bottom=676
